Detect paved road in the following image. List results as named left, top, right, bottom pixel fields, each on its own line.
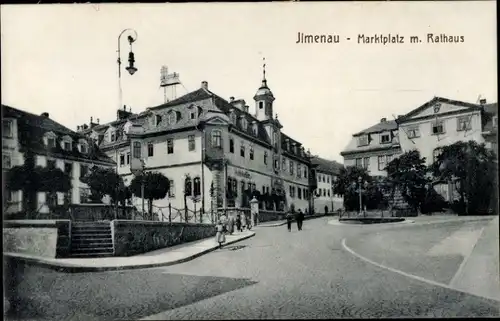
left=5, top=217, right=499, bottom=320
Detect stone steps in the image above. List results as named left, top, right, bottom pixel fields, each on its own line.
left=70, top=222, right=114, bottom=258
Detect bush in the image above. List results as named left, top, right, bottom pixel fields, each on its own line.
left=420, top=188, right=447, bottom=214
left=450, top=200, right=467, bottom=215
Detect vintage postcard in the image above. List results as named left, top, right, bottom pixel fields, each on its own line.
left=2, top=1, right=498, bottom=320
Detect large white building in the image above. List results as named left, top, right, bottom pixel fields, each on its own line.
left=80, top=76, right=315, bottom=220
left=2, top=105, right=115, bottom=215
left=310, top=156, right=344, bottom=213
left=341, top=97, right=498, bottom=202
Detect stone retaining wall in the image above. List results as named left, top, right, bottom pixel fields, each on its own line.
left=112, top=220, right=216, bottom=257
left=3, top=220, right=71, bottom=258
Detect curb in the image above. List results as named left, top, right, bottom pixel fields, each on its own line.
left=257, top=215, right=331, bottom=227
left=328, top=216, right=495, bottom=228
left=4, top=232, right=256, bottom=273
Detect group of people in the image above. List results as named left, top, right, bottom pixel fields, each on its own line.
left=215, top=212, right=252, bottom=248
left=286, top=209, right=305, bottom=232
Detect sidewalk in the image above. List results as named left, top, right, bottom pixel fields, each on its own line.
left=3, top=231, right=255, bottom=273
left=449, top=216, right=500, bottom=301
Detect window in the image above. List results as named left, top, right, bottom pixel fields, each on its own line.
left=247, top=182, right=252, bottom=190
left=79, top=187, right=91, bottom=203
left=2, top=120, right=12, bottom=138
left=120, top=154, right=125, bottom=166
left=432, top=121, right=445, bottom=135
left=211, top=130, right=222, bottom=148
left=266, top=186, right=269, bottom=194
left=80, top=143, right=88, bottom=154
left=433, top=147, right=443, bottom=163
left=289, top=161, right=294, bottom=175
left=249, top=147, right=254, bottom=160
left=80, top=164, right=88, bottom=178
left=2, top=154, right=11, bottom=169
left=64, top=162, right=72, bottom=176
left=264, top=151, right=268, bottom=165
left=386, top=154, right=394, bottom=164
left=188, top=135, right=195, bottom=151
left=457, top=116, right=471, bottom=131
left=241, top=181, right=245, bottom=194
left=363, top=157, right=370, bottom=169
left=262, top=186, right=266, bottom=194
left=355, top=158, right=362, bottom=168
left=493, top=116, right=498, bottom=128
left=133, top=141, right=142, bottom=158
left=155, top=115, right=162, bottom=126
left=167, top=139, right=174, bottom=154
left=169, top=180, right=175, bottom=198
left=327, top=176, right=330, bottom=183
left=229, top=138, right=234, bottom=153
left=193, top=177, right=201, bottom=196
left=252, top=183, right=256, bottom=192
left=148, top=143, right=154, bottom=157
left=190, top=111, right=196, bottom=120
left=230, top=113, right=237, bottom=124
left=298, top=188, right=302, bottom=199
left=240, top=144, right=245, bottom=157
left=282, top=158, right=286, bottom=171
left=241, top=118, right=248, bottom=131
left=328, top=189, right=331, bottom=197
left=304, top=188, right=308, bottom=199
left=47, top=159, right=56, bottom=168
left=297, top=164, right=302, bottom=178
left=323, top=189, right=326, bottom=197
left=47, top=137, right=56, bottom=148
left=126, top=153, right=130, bottom=165
left=378, top=155, right=386, bottom=171
left=289, top=185, right=293, bottom=197
left=259, top=101, right=264, bottom=109
left=185, top=177, right=192, bottom=197
left=167, top=112, right=177, bottom=125
left=357, top=135, right=369, bottom=146
left=274, top=157, right=279, bottom=170
left=380, top=133, right=391, bottom=144
left=63, top=141, right=72, bottom=151
left=252, top=125, right=257, bottom=136
left=407, top=126, right=420, bottom=138
left=111, top=132, right=116, bottom=142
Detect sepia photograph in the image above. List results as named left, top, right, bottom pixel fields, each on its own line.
left=1, top=1, right=498, bottom=319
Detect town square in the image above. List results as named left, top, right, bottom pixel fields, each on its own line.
left=2, top=2, right=498, bottom=320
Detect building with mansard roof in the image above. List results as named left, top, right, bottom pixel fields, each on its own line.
left=79, top=76, right=316, bottom=220
left=2, top=105, right=115, bottom=214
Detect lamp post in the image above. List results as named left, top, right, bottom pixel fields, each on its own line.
left=358, top=176, right=363, bottom=216
left=115, top=29, right=138, bottom=219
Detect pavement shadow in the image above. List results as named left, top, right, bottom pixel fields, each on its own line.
left=4, top=264, right=258, bottom=321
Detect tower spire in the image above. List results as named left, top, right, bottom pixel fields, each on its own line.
left=262, top=57, right=267, bottom=87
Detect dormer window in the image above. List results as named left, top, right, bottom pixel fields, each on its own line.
left=61, top=136, right=73, bottom=151
left=230, top=111, right=237, bottom=124
left=44, top=131, right=57, bottom=148
left=252, top=123, right=258, bottom=136
left=357, top=135, right=369, bottom=146
left=167, top=111, right=177, bottom=126
left=241, top=117, right=248, bottom=131
left=2, top=120, right=12, bottom=138
left=155, top=114, right=163, bottom=126
left=78, top=139, right=89, bottom=153
left=380, top=133, right=391, bottom=144
left=110, top=131, right=116, bottom=142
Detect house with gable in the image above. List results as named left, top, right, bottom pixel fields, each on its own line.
left=2, top=105, right=115, bottom=214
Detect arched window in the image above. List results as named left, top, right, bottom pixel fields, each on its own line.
left=193, top=177, right=201, bottom=196
left=264, top=151, right=268, bottom=165
left=133, top=141, right=142, bottom=159
left=211, top=130, right=222, bottom=148
left=229, top=137, right=234, bottom=153
left=184, top=176, right=192, bottom=196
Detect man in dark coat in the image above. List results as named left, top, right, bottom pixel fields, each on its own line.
left=296, top=209, right=305, bottom=231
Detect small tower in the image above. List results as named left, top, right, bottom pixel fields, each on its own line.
left=254, top=57, right=275, bottom=122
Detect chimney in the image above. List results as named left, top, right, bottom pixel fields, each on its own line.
left=201, top=81, right=208, bottom=90
left=230, top=97, right=235, bottom=102
left=90, top=116, right=93, bottom=123
left=380, top=118, right=387, bottom=123
left=77, top=125, right=81, bottom=131
left=41, top=112, right=49, bottom=118
left=480, top=99, right=487, bottom=105
left=97, top=118, right=100, bottom=124
left=243, top=105, right=249, bottom=113
left=123, top=105, right=126, bottom=111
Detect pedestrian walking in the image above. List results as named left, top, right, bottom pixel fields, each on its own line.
left=227, top=215, right=235, bottom=235
left=215, top=220, right=226, bottom=249
left=235, top=214, right=241, bottom=232
left=241, top=213, right=247, bottom=232
left=246, top=215, right=252, bottom=230
left=297, top=209, right=305, bottom=231
left=286, top=212, right=293, bottom=232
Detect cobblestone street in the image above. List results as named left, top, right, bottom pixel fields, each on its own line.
left=6, top=217, right=500, bottom=320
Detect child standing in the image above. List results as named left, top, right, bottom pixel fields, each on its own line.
left=215, top=220, right=226, bottom=249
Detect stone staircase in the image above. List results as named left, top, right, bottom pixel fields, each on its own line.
left=70, top=222, right=114, bottom=258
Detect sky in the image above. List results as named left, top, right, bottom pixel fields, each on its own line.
left=1, top=2, right=497, bottom=163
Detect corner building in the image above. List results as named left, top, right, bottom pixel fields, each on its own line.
left=81, top=77, right=314, bottom=220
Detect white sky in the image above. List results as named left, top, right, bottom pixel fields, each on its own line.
left=1, top=2, right=497, bottom=163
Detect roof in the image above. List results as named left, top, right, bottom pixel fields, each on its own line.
left=2, top=104, right=115, bottom=165
left=354, top=119, right=397, bottom=137
left=397, top=96, right=483, bottom=124
left=149, top=88, right=213, bottom=109
left=311, top=156, right=343, bottom=175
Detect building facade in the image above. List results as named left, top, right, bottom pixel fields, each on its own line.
left=2, top=105, right=115, bottom=214
left=80, top=77, right=314, bottom=220
left=341, top=97, right=498, bottom=203
left=341, top=118, right=402, bottom=177
left=311, top=156, right=344, bottom=213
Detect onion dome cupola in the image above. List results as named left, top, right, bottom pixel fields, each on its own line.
left=254, top=58, right=275, bottom=122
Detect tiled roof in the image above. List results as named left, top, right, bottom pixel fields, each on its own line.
left=353, top=120, right=397, bottom=136
left=2, top=104, right=115, bottom=165
left=311, top=156, right=343, bottom=175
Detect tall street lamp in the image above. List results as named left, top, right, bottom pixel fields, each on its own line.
left=114, top=28, right=138, bottom=218
left=358, top=176, right=363, bottom=216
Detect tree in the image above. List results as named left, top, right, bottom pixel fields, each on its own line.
left=333, top=166, right=372, bottom=211
left=80, top=166, right=124, bottom=204
left=5, top=151, right=72, bottom=218
left=385, top=150, right=429, bottom=214
left=429, top=140, right=496, bottom=215
left=130, top=171, right=170, bottom=219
